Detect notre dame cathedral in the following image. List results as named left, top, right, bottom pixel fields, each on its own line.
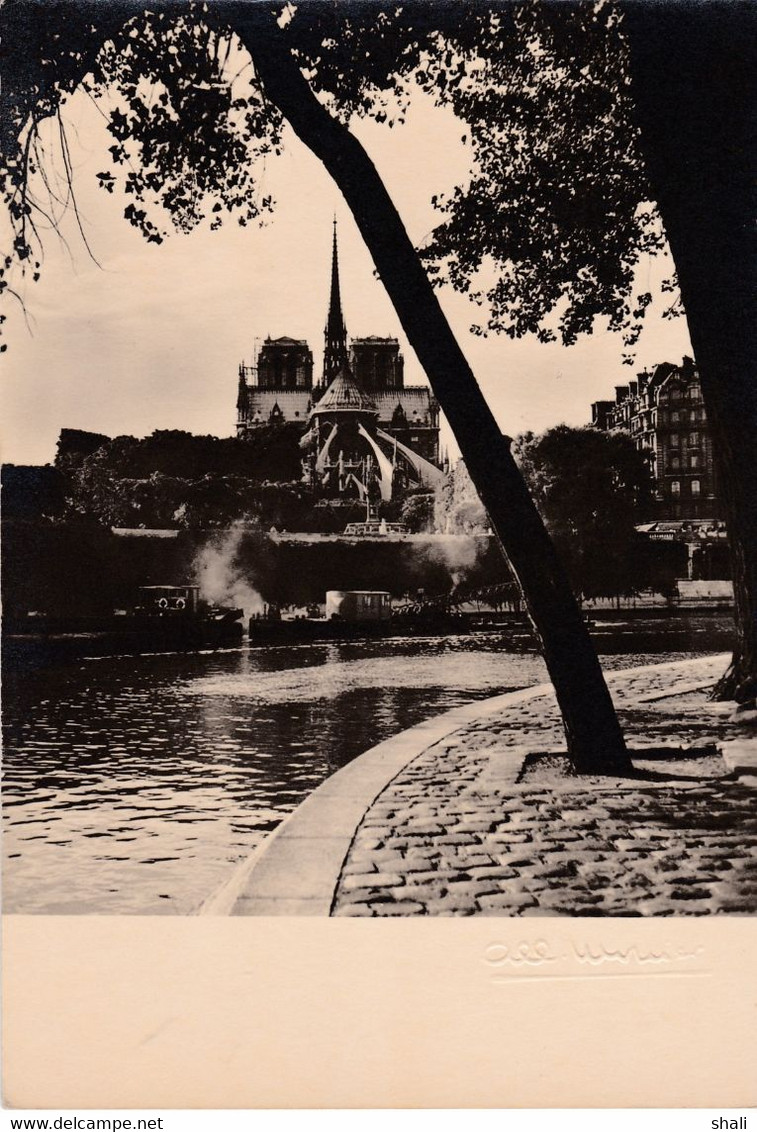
left=236, top=223, right=445, bottom=505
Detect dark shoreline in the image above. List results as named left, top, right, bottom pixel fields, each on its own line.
left=2, top=605, right=735, bottom=674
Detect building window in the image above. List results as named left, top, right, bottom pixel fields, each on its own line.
left=671, top=410, right=680, bottom=423
left=671, top=480, right=681, bottom=495
left=670, top=455, right=680, bottom=469
left=690, top=453, right=699, bottom=469
left=689, top=431, right=699, bottom=445
left=691, top=479, right=701, bottom=496
left=669, top=433, right=679, bottom=448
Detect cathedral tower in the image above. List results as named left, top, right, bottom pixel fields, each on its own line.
left=236, top=219, right=441, bottom=495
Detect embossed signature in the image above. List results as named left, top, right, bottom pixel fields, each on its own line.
left=485, top=940, right=559, bottom=966
left=570, top=941, right=705, bottom=966
left=484, top=939, right=707, bottom=980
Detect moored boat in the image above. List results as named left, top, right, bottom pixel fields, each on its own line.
left=248, top=588, right=474, bottom=647
left=3, top=584, right=243, bottom=669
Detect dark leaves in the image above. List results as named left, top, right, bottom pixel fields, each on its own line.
left=96, top=171, right=116, bottom=192
left=0, top=0, right=684, bottom=361
left=411, top=3, right=669, bottom=350
left=89, top=11, right=283, bottom=241
left=513, top=425, right=656, bottom=598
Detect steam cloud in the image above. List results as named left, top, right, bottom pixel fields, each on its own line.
left=194, top=523, right=263, bottom=617
left=423, top=533, right=484, bottom=589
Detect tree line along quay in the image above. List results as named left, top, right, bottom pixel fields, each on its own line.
left=0, top=420, right=724, bottom=625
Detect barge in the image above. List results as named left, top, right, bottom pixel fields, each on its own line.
left=247, top=589, right=501, bottom=647
left=3, top=585, right=244, bottom=669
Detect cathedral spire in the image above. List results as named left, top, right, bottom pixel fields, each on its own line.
left=323, top=218, right=348, bottom=384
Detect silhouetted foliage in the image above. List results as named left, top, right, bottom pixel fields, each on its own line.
left=1, top=464, right=67, bottom=521
left=55, top=428, right=111, bottom=469
left=400, top=490, right=435, bottom=533
left=56, top=427, right=302, bottom=527
left=513, top=425, right=655, bottom=599
left=280, top=0, right=667, bottom=355
left=6, top=0, right=748, bottom=750
left=2, top=0, right=672, bottom=357
left=69, top=427, right=302, bottom=479
left=408, top=3, right=669, bottom=356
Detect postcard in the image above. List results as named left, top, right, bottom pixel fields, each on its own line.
left=2, top=0, right=755, bottom=1110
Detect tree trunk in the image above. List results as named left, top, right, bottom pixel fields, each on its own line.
left=1, top=0, right=631, bottom=771
left=229, top=7, right=631, bottom=772
left=622, top=2, right=757, bottom=702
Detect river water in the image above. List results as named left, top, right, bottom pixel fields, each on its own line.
left=2, top=614, right=733, bottom=915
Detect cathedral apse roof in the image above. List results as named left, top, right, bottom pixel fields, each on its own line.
left=310, top=365, right=378, bottom=417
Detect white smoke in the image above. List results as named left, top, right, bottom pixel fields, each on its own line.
left=194, top=523, right=264, bottom=617
left=424, top=533, right=484, bottom=588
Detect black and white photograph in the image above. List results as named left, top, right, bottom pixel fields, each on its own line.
left=1, top=0, right=756, bottom=1111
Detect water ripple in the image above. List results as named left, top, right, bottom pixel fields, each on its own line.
left=3, top=625, right=729, bottom=915
left=3, top=637, right=548, bottom=914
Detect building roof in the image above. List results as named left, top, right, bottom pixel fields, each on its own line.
left=242, top=390, right=312, bottom=422
left=351, top=336, right=401, bottom=346
left=263, top=336, right=310, bottom=346
left=310, top=365, right=378, bottom=417
left=242, top=385, right=436, bottom=426
left=637, top=520, right=728, bottom=541
left=373, top=388, right=434, bottom=408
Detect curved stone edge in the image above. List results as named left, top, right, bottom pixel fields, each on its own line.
left=204, top=681, right=557, bottom=916
left=199, top=652, right=729, bottom=917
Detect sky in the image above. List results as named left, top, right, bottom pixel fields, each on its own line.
left=1, top=77, right=693, bottom=466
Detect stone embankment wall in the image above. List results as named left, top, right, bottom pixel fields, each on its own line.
left=1, top=523, right=506, bottom=616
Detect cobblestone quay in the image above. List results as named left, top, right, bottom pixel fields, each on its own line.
left=332, top=656, right=757, bottom=917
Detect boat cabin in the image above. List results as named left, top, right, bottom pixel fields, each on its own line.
left=137, top=585, right=201, bottom=614
left=325, top=590, right=392, bottom=622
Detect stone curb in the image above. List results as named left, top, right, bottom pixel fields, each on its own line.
left=221, top=682, right=555, bottom=916
left=201, top=652, right=728, bottom=917
left=720, top=739, right=757, bottom=776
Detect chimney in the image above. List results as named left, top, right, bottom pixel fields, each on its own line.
left=591, top=401, right=612, bottom=429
